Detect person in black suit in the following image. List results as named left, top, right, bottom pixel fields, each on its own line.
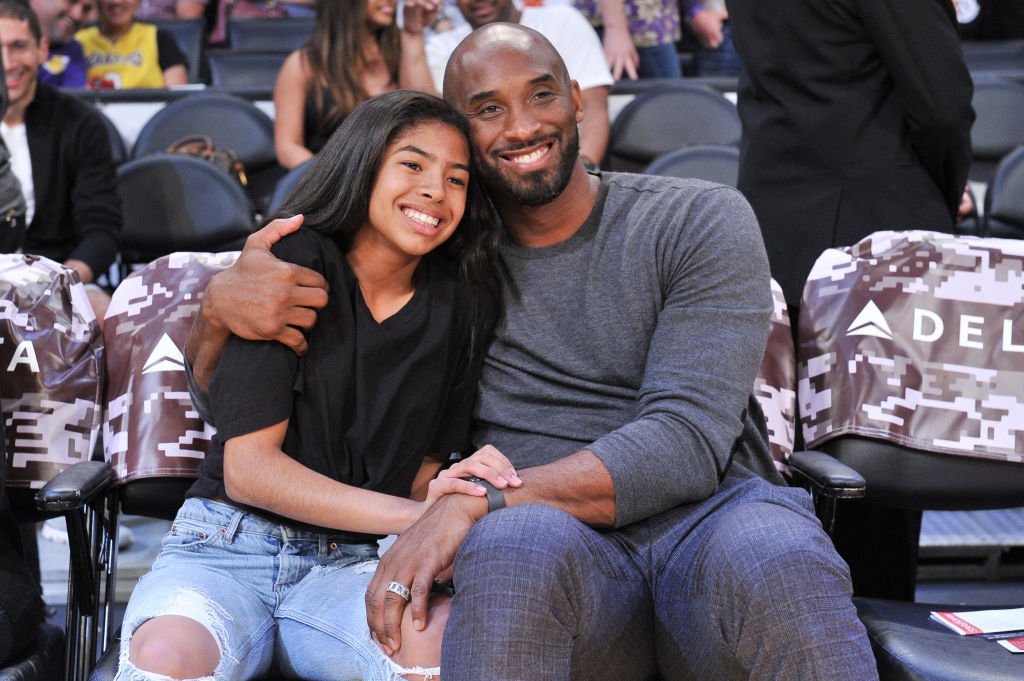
left=729, top=0, right=973, bottom=312
left=728, top=0, right=974, bottom=602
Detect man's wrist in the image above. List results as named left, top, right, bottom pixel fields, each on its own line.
left=459, top=476, right=506, bottom=513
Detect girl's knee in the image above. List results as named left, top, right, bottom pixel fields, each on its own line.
left=126, top=615, right=219, bottom=679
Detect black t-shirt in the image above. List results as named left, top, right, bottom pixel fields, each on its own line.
left=187, top=228, right=494, bottom=534
left=156, top=28, right=188, bottom=72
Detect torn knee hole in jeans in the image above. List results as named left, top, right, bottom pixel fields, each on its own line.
left=121, top=587, right=237, bottom=672
left=371, top=643, right=441, bottom=681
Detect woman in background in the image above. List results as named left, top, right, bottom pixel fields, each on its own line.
left=273, top=0, right=437, bottom=169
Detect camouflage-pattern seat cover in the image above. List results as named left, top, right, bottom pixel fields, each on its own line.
left=799, top=230, right=1024, bottom=464
left=103, top=252, right=237, bottom=483
left=0, top=254, right=103, bottom=489
left=754, top=279, right=797, bottom=472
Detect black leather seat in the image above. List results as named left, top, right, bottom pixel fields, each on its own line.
left=855, top=598, right=1024, bottom=681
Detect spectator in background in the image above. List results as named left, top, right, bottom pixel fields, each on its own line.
left=412, top=0, right=613, bottom=169
left=273, top=0, right=435, bottom=169
left=683, top=0, right=741, bottom=77
left=575, top=0, right=680, bottom=79
left=30, top=0, right=88, bottom=87
left=729, top=0, right=973, bottom=600
left=134, top=0, right=206, bottom=20
left=75, top=0, right=188, bottom=87
left=0, top=1, right=121, bottom=321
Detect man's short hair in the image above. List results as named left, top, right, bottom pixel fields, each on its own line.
left=0, top=1, right=42, bottom=44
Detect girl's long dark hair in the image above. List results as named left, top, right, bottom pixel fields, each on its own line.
left=273, top=90, right=501, bottom=361
left=302, top=0, right=400, bottom=137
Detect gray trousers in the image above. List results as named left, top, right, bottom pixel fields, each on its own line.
left=442, top=471, right=877, bottom=680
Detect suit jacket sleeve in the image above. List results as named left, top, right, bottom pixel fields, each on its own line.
left=64, top=102, right=122, bottom=275
left=860, top=0, right=974, bottom=217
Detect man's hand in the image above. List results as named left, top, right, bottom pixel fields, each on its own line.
left=689, top=8, right=728, bottom=49
left=203, top=215, right=329, bottom=355
left=366, top=494, right=487, bottom=655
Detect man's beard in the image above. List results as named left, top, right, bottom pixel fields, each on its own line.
left=476, top=125, right=580, bottom=208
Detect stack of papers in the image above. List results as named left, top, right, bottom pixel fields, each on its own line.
left=930, top=607, right=1024, bottom=653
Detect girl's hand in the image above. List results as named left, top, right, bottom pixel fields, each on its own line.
left=421, top=445, right=523, bottom=508
left=440, top=444, right=522, bottom=491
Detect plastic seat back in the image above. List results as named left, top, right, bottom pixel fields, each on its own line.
left=116, top=154, right=253, bottom=273
left=984, top=145, right=1024, bottom=239
left=131, top=92, right=277, bottom=171
left=228, top=17, right=313, bottom=52
left=150, top=17, right=206, bottom=83
left=969, top=79, right=1024, bottom=182
left=642, top=144, right=740, bottom=186
left=608, top=84, right=741, bottom=172
left=207, top=50, right=287, bottom=90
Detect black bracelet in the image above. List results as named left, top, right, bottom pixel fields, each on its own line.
left=459, top=476, right=506, bottom=513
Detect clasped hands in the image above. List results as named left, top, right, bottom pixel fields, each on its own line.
left=366, top=444, right=522, bottom=657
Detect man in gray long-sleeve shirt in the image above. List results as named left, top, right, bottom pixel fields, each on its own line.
left=186, top=23, right=876, bottom=681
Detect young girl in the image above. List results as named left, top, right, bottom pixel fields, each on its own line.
left=117, top=90, right=509, bottom=681
left=273, top=0, right=437, bottom=169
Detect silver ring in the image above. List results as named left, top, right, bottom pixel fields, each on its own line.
left=386, top=581, right=412, bottom=602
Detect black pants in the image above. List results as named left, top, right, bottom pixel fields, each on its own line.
left=0, top=488, right=43, bottom=665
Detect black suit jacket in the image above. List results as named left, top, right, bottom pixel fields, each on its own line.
left=729, top=0, right=974, bottom=306
left=23, top=85, right=120, bottom=278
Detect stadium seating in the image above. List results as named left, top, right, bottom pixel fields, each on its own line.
left=642, top=144, right=740, bottom=186
left=151, top=17, right=206, bottom=84
left=969, top=79, right=1024, bottom=183
left=607, top=83, right=741, bottom=172
left=227, top=17, right=313, bottom=53
left=115, top=154, right=254, bottom=277
left=984, top=145, right=1024, bottom=239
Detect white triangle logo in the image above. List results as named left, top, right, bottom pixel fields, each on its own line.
left=846, top=301, right=893, bottom=340
left=142, top=333, right=185, bottom=374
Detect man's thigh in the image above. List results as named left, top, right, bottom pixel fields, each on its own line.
left=444, top=504, right=658, bottom=681
left=649, top=474, right=874, bottom=680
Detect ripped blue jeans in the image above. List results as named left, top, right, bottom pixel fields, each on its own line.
left=117, top=497, right=414, bottom=681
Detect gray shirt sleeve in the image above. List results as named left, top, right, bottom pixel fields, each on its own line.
left=587, top=187, right=774, bottom=527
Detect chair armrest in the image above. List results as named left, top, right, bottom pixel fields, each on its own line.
left=789, top=450, right=866, bottom=500
left=35, top=460, right=116, bottom=513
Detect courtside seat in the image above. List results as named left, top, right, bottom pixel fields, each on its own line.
left=796, top=230, right=1024, bottom=680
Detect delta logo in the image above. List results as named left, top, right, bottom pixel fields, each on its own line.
left=142, top=334, right=185, bottom=374
left=845, top=301, right=1024, bottom=352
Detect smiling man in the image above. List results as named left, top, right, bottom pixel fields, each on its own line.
left=30, top=0, right=87, bottom=87
left=185, top=23, right=877, bottom=681
left=410, top=0, right=612, bottom=169
left=0, top=1, right=120, bottom=320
